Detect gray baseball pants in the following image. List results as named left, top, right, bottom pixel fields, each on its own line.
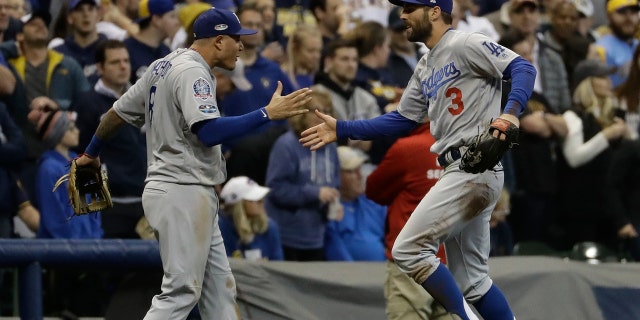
left=142, top=181, right=238, bottom=320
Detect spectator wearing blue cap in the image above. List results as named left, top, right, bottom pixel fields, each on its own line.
left=124, top=0, right=176, bottom=84
left=53, top=0, right=107, bottom=85
left=75, top=6, right=313, bottom=320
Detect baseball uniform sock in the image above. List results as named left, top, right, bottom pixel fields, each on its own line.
left=473, top=284, right=514, bottom=320
left=420, top=264, right=470, bottom=320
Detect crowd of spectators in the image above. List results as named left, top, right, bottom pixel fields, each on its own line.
left=1, top=0, right=640, bottom=316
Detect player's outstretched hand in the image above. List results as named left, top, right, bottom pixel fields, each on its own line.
left=264, top=81, right=312, bottom=120
left=299, top=109, right=338, bottom=150
left=75, top=153, right=101, bottom=168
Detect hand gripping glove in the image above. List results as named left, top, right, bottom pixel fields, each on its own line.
left=53, top=159, right=113, bottom=215
left=459, top=118, right=519, bottom=174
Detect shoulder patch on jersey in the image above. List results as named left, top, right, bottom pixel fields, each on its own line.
left=153, top=60, right=172, bottom=78
left=198, top=105, right=218, bottom=114
left=481, top=41, right=506, bottom=58
left=193, top=77, right=213, bottom=100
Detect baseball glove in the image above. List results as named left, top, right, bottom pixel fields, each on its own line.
left=459, top=118, right=519, bottom=174
left=53, top=159, right=113, bottom=215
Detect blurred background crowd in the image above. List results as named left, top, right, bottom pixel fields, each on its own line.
left=1, top=0, right=640, bottom=317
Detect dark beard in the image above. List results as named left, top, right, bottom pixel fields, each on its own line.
left=26, top=38, right=49, bottom=48
left=408, top=22, right=432, bottom=43
left=610, top=22, right=635, bottom=41
left=407, top=12, right=433, bottom=43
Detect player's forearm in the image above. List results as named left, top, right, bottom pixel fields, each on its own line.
left=337, top=111, right=418, bottom=141
left=194, top=108, right=270, bottom=147
left=503, top=57, right=536, bottom=117
left=85, top=108, right=126, bottom=157
left=96, top=108, right=127, bottom=140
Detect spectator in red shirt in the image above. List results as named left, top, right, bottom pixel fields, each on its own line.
left=366, top=122, right=447, bottom=320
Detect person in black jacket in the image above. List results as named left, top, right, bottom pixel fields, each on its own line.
left=74, top=39, right=146, bottom=239
left=605, top=139, right=640, bottom=261
left=386, top=6, right=423, bottom=88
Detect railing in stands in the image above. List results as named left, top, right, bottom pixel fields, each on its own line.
left=0, top=239, right=162, bottom=319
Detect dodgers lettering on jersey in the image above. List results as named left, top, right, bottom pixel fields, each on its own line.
left=397, top=30, right=519, bottom=155
left=422, top=61, right=461, bottom=100
left=113, top=48, right=225, bottom=186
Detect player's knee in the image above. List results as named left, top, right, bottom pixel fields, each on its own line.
left=391, top=243, right=416, bottom=272
left=179, top=285, right=203, bottom=306
left=170, top=276, right=203, bottom=306
left=390, top=243, right=405, bottom=265
left=192, top=286, right=203, bottom=302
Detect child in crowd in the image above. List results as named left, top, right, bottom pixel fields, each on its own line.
left=29, top=107, right=102, bottom=239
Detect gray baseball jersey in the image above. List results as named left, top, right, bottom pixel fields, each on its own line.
left=397, top=30, right=518, bottom=155
left=114, top=48, right=226, bottom=186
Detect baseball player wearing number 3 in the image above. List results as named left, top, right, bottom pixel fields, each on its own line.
left=300, top=0, right=536, bottom=319
left=75, top=8, right=312, bottom=320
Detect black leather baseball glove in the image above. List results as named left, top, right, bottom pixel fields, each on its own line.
left=460, top=118, right=519, bottom=174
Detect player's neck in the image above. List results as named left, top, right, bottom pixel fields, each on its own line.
left=426, top=25, right=452, bottom=49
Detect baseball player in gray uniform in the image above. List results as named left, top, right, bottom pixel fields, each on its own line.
left=300, top=0, right=536, bottom=319
left=76, top=8, right=312, bottom=320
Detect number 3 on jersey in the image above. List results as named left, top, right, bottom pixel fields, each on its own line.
left=149, top=85, right=156, bottom=125
left=446, top=87, right=464, bottom=115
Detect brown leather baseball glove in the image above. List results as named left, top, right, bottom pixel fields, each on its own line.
left=53, top=159, right=113, bottom=215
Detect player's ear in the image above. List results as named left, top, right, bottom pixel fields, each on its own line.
left=432, top=6, right=441, bottom=21
left=213, top=36, right=225, bottom=49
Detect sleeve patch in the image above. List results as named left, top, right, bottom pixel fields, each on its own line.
left=193, top=77, right=213, bottom=100
left=198, top=105, right=218, bottom=114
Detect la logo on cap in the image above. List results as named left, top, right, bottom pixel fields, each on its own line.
left=215, top=24, right=228, bottom=30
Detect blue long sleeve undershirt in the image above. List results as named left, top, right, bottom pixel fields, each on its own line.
left=502, top=56, right=537, bottom=116
left=336, top=57, right=536, bottom=141
left=193, top=108, right=270, bottom=147
left=336, top=111, right=419, bottom=141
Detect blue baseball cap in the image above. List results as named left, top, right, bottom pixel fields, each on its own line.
left=192, top=8, right=257, bottom=40
left=20, top=10, right=51, bottom=26
left=388, top=0, right=453, bottom=15
left=68, top=0, right=98, bottom=12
